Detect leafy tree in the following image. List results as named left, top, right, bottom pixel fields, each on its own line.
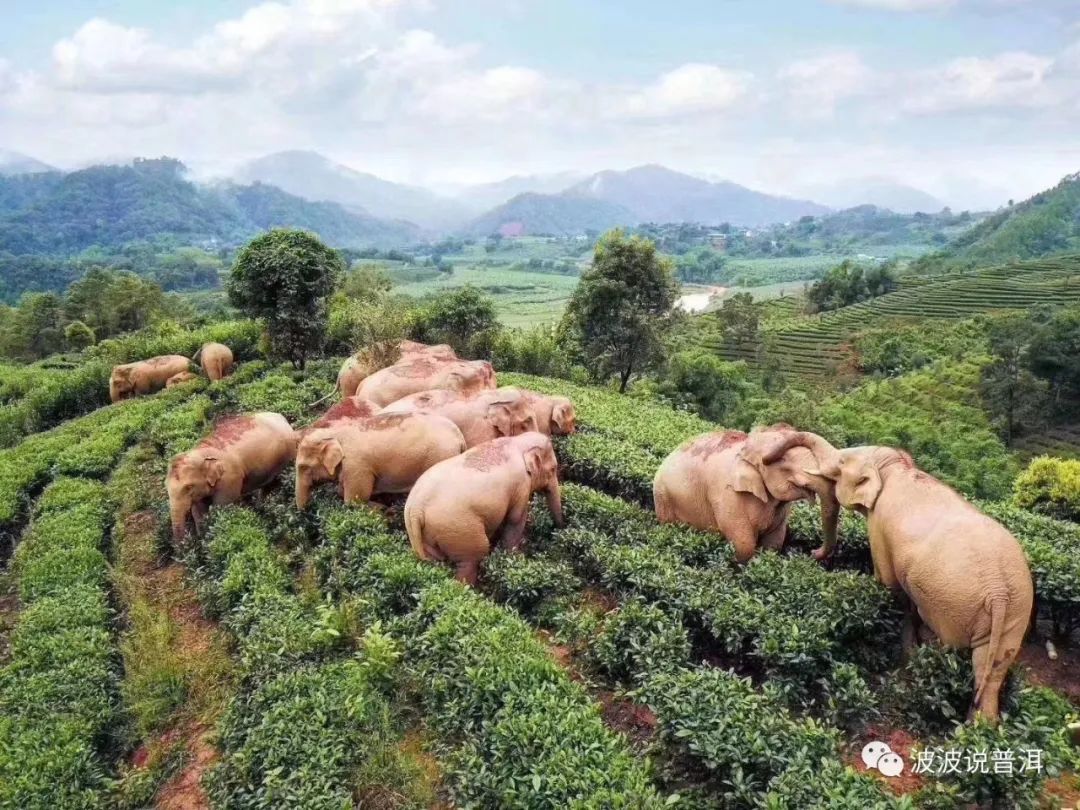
left=979, top=316, right=1050, bottom=445
left=1026, top=306, right=1080, bottom=406
left=64, top=320, right=95, bottom=350
left=562, top=230, right=678, bottom=393
left=655, top=350, right=758, bottom=422
left=805, top=260, right=896, bottom=313
left=411, top=285, right=499, bottom=356
left=227, top=229, right=343, bottom=369
left=0, top=292, right=65, bottom=359
left=714, top=292, right=761, bottom=346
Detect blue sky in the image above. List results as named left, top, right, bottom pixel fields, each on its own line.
left=0, top=0, right=1076, bottom=206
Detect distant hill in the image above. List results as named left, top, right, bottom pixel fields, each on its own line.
left=454, top=171, right=587, bottom=211
left=806, top=178, right=946, bottom=215
left=0, top=149, right=55, bottom=177
left=463, top=192, right=634, bottom=238
left=564, top=165, right=828, bottom=227
left=0, top=158, right=418, bottom=255
left=921, top=172, right=1080, bottom=270
left=234, top=150, right=467, bottom=231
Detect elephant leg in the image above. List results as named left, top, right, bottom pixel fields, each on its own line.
left=190, top=501, right=209, bottom=536
left=341, top=469, right=375, bottom=505
left=760, top=521, right=787, bottom=553
left=900, top=594, right=923, bottom=658
left=728, top=529, right=759, bottom=564
left=497, top=503, right=528, bottom=552
left=455, top=560, right=480, bottom=587
left=654, top=483, right=675, bottom=523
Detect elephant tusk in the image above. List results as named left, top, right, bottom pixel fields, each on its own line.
left=1046, top=639, right=1059, bottom=660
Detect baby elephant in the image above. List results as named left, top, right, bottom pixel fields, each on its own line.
left=195, top=342, right=234, bottom=381
left=405, top=432, right=563, bottom=585
left=295, top=412, right=466, bottom=508
left=110, top=355, right=191, bottom=402
left=518, top=390, right=576, bottom=436
left=167, top=412, right=296, bottom=542
left=768, top=433, right=1034, bottom=721
left=380, top=387, right=537, bottom=448
left=166, top=371, right=199, bottom=388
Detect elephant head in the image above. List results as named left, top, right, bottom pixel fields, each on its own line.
left=803, top=445, right=908, bottom=513
left=550, top=397, right=576, bottom=435
left=740, top=426, right=842, bottom=560
left=110, top=366, right=135, bottom=402
left=523, top=437, right=563, bottom=528
left=487, top=398, right=538, bottom=437
left=295, top=430, right=343, bottom=509
left=167, top=452, right=226, bottom=541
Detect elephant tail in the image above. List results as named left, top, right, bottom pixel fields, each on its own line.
left=974, top=595, right=1008, bottom=709
left=405, top=505, right=430, bottom=559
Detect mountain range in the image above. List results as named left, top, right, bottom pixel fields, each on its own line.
left=0, top=149, right=55, bottom=177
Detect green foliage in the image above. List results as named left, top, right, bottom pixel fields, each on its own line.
left=562, top=229, right=679, bottom=392
left=410, top=284, right=499, bottom=356
left=481, top=550, right=582, bottom=617
left=228, top=229, right=344, bottom=368
left=0, top=480, right=117, bottom=810
left=1013, top=455, right=1080, bottom=521
left=586, top=600, right=691, bottom=684
left=805, top=259, right=896, bottom=313
left=490, top=324, right=579, bottom=379
left=652, top=350, right=760, bottom=422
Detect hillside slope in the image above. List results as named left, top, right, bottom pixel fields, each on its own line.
left=463, top=192, right=634, bottom=237
left=0, top=158, right=417, bottom=254
left=924, top=173, right=1080, bottom=269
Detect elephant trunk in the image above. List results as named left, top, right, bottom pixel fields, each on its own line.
left=546, top=483, right=564, bottom=528
left=170, top=499, right=190, bottom=543
left=296, top=473, right=311, bottom=510
left=814, top=484, right=841, bottom=561
left=765, top=431, right=842, bottom=472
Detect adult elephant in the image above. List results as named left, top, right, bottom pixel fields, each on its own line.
left=766, top=434, right=1034, bottom=721
left=355, top=357, right=496, bottom=408
left=195, top=342, right=234, bottom=381
left=110, top=355, right=191, bottom=402
left=308, top=396, right=379, bottom=430
left=652, top=424, right=840, bottom=564
left=380, top=387, right=537, bottom=448
left=337, top=341, right=457, bottom=397
left=166, top=412, right=296, bottom=542
left=294, top=412, right=465, bottom=508
left=405, top=432, right=563, bottom=585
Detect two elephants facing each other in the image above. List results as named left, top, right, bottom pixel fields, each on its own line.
left=109, top=342, right=235, bottom=402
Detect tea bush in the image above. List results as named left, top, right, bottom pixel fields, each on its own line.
left=1013, top=456, right=1080, bottom=521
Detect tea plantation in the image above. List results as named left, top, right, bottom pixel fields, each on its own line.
left=0, top=335, right=1077, bottom=809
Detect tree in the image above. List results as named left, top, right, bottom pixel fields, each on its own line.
left=64, top=320, right=95, bottom=351
left=227, top=229, right=343, bottom=369
left=561, top=229, right=678, bottom=393
left=411, top=285, right=498, bottom=356
left=979, top=313, right=1050, bottom=444
left=656, top=350, right=758, bottom=422
left=714, top=292, right=760, bottom=346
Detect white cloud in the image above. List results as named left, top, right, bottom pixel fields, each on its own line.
left=826, top=0, right=1069, bottom=11
left=615, top=63, right=751, bottom=119
left=829, top=0, right=956, bottom=9
left=778, top=52, right=874, bottom=118
left=900, top=51, right=1055, bottom=114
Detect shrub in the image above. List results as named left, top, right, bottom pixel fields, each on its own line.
left=586, top=600, right=691, bottom=684
left=1013, top=456, right=1080, bottom=521
left=482, top=551, right=582, bottom=617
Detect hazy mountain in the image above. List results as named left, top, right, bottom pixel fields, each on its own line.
left=0, top=149, right=55, bottom=176
left=0, top=157, right=418, bottom=255
left=565, top=165, right=828, bottom=227
left=926, top=172, right=1080, bottom=269
left=807, top=178, right=946, bottom=215
left=235, top=150, right=467, bottom=231
left=463, top=192, right=634, bottom=238
left=454, top=171, right=587, bottom=211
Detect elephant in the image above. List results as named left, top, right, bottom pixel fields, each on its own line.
left=337, top=341, right=457, bottom=397
left=380, top=387, right=537, bottom=448
left=110, top=355, right=192, bottom=403
left=167, top=412, right=297, bottom=542
left=765, top=433, right=1034, bottom=721
left=404, top=432, right=563, bottom=585
left=308, top=396, right=379, bottom=430
left=652, top=425, right=840, bottom=564
left=354, top=357, right=496, bottom=408
left=295, top=412, right=466, bottom=509
left=166, top=371, right=199, bottom=388
left=518, top=390, right=576, bottom=436
left=195, top=342, right=234, bottom=381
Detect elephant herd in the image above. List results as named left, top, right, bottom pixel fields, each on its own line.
left=125, top=339, right=1034, bottom=721
left=108, top=342, right=234, bottom=402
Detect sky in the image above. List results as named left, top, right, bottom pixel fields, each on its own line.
left=0, top=0, right=1077, bottom=209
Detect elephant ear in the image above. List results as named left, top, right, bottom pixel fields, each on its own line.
left=732, top=458, right=770, bottom=503
left=486, top=403, right=514, bottom=436
left=203, top=456, right=225, bottom=488
left=320, top=439, right=345, bottom=477
left=552, top=402, right=573, bottom=434
left=849, top=458, right=884, bottom=510
left=523, top=446, right=544, bottom=478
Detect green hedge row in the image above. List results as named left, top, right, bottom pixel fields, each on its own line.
left=0, top=479, right=118, bottom=810
left=195, top=506, right=414, bottom=810
left=310, top=502, right=672, bottom=809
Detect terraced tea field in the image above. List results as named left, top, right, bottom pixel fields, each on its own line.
left=697, top=255, right=1080, bottom=378
left=1, top=337, right=1077, bottom=809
